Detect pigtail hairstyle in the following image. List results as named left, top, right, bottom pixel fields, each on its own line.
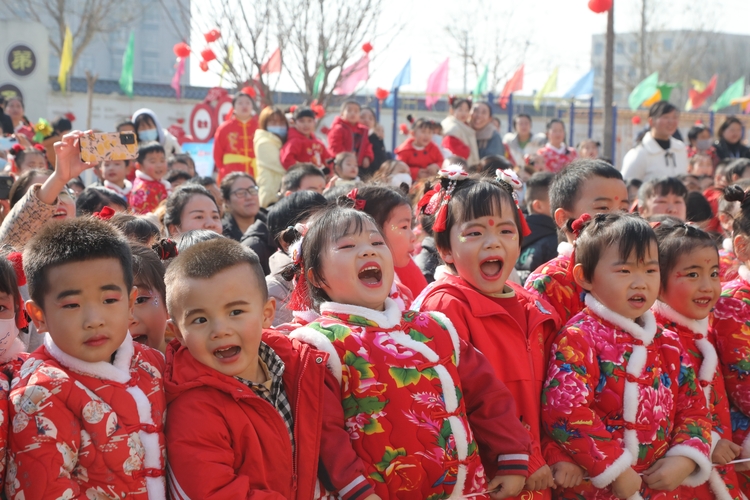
left=653, top=218, right=717, bottom=290
left=151, top=238, right=179, bottom=261
left=495, top=169, right=532, bottom=237
left=725, top=184, right=750, bottom=237
left=281, top=223, right=311, bottom=312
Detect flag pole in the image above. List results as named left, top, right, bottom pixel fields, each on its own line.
left=709, top=111, right=715, bottom=134
left=375, top=96, right=380, bottom=123
left=391, top=88, right=399, bottom=154
left=569, top=100, right=575, bottom=146
left=507, top=94, right=513, bottom=133
left=611, top=104, right=618, bottom=161
left=588, top=96, right=594, bottom=139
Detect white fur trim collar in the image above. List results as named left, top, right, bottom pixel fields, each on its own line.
left=135, top=170, right=172, bottom=193
left=320, top=298, right=402, bottom=329
left=557, top=241, right=573, bottom=258
left=288, top=327, right=343, bottom=384
left=739, top=265, right=750, bottom=285
left=585, top=294, right=656, bottom=345
left=44, top=332, right=134, bottom=384
left=652, top=301, right=708, bottom=336
left=723, top=238, right=734, bottom=253
left=104, top=179, right=133, bottom=196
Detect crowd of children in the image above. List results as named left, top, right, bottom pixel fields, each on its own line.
left=1, top=94, right=750, bottom=499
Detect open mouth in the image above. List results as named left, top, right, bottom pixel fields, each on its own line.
left=358, top=263, right=383, bottom=287
left=693, top=297, right=712, bottom=307
left=628, top=294, right=646, bottom=307
left=479, top=258, right=504, bottom=280
left=132, top=334, right=147, bottom=344
left=214, top=346, right=240, bottom=359
left=52, top=208, right=68, bottom=218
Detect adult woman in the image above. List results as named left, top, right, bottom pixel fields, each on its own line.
left=132, top=108, right=182, bottom=156
left=536, top=119, right=578, bottom=173
left=621, top=101, right=688, bottom=182
left=4, top=97, right=29, bottom=130
left=360, top=107, right=388, bottom=177
left=164, top=184, right=222, bottom=237
left=220, top=172, right=261, bottom=241
left=253, top=106, right=288, bottom=207
left=441, top=97, right=479, bottom=165
left=503, top=114, right=546, bottom=166
left=470, top=102, right=505, bottom=159
left=714, top=116, right=750, bottom=160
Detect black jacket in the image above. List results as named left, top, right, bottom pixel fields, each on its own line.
left=359, top=132, right=389, bottom=179
left=714, top=139, right=750, bottom=161
left=240, top=219, right=274, bottom=275
left=415, top=236, right=440, bottom=283
left=0, top=110, right=13, bottom=135
left=515, top=214, right=558, bottom=284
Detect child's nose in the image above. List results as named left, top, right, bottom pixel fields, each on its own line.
left=83, top=306, right=106, bottom=329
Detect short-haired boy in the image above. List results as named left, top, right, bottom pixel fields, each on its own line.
left=130, top=141, right=171, bottom=214
left=280, top=163, right=327, bottom=197
left=102, top=159, right=133, bottom=197
left=163, top=238, right=374, bottom=499
left=525, top=159, right=629, bottom=325
left=637, top=176, right=688, bottom=221
left=327, top=100, right=374, bottom=170
left=280, top=108, right=330, bottom=169
left=9, top=217, right=167, bottom=498
left=515, top=171, right=558, bottom=283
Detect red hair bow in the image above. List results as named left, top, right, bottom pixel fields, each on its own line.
left=10, top=144, right=24, bottom=155
left=347, top=188, right=366, bottom=210
left=6, top=252, right=28, bottom=330
left=93, top=206, right=116, bottom=220
left=33, top=144, right=46, bottom=153
left=571, top=213, right=592, bottom=237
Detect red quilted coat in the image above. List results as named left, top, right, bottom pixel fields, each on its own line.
left=280, top=127, right=331, bottom=169
left=417, top=274, right=563, bottom=500
left=129, top=171, right=171, bottom=214
left=7, top=333, right=167, bottom=499
left=0, top=340, right=26, bottom=495
left=164, top=332, right=373, bottom=500
left=525, top=242, right=586, bottom=326
left=654, top=301, right=744, bottom=500
left=395, top=137, right=445, bottom=180
left=290, top=298, right=532, bottom=499
left=327, top=117, right=374, bottom=167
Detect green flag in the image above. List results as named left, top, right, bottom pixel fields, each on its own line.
left=473, top=65, right=488, bottom=99
left=119, top=31, right=135, bottom=98
left=534, top=67, right=558, bottom=110
left=711, top=77, right=746, bottom=111
left=628, top=71, right=659, bottom=111
left=312, top=50, right=327, bottom=97
left=656, top=82, right=679, bottom=102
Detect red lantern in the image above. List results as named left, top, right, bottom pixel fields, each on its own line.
left=588, top=0, right=612, bottom=13
left=289, top=105, right=297, bottom=113
left=199, top=60, right=209, bottom=72
left=312, top=104, right=326, bottom=119
left=200, top=48, right=217, bottom=62
left=375, top=87, right=390, bottom=101
left=173, top=42, right=191, bottom=58
left=632, top=115, right=641, bottom=125
left=241, top=86, right=256, bottom=99
left=362, top=42, right=373, bottom=54
left=204, top=29, right=221, bottom=43
left=399, top=123, right=409, bottom=135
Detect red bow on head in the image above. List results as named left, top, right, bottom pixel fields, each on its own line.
left=571, top=213, right=592, bottom=238
left=93, top=206, right=115, bottom=220
left=347, top=188, right=366, bottom=210
left=6, top=252, right=28, bottom=330
left=417, top=185, right=441, bottom=215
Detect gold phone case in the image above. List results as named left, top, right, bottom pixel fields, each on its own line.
left=79, top=132, right=138, bottom=163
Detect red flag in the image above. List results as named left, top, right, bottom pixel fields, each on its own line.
left=689, top=74, right=717, bottom=110
left=498, top=65, right=524, bottom=109
left=260, top=48, right=282, bottom=74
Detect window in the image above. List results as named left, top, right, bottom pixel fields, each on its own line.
left=595, top=66, right=603, bottom=79
left=141, top=51, right=159, bottom=78
left=615, top=65, right=624, bottom=77
left=616, top=42, right=624, bottom=54
left=628, top=67, right=636, bottom=79
left=629, top=41, right=638, bottom=54
left=594, top=42, right=604, bottom=56
left=663, top=38, right=673, bottom=51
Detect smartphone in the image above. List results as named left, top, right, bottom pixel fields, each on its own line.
left=79, top=132, right=138, bottom=163
left=0, top=175, right=14, bottom=200
left=0, top=137, right=18, bottom=151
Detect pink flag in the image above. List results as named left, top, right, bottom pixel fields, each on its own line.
left=261, top=48, right=282, bottom=74
left=425, top=58, right=450, bottom=109
left=171, top=57, right=185, bottom=100
left=334, top=54, right=369, bottom=95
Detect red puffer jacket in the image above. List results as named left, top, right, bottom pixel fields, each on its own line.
left=164, top=331, right=372, bottom=500
left=327, top=116, right=374, bottom=166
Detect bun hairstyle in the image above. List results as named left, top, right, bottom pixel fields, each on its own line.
left=652, top=217, right=717, bottom=290
left=151, top=238, right=179, bottom=261
left=724, top=184, right=750, bottom=236
left=448, top=96, right=472, bottom=110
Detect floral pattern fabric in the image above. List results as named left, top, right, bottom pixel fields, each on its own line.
left=0, top=354, right=26, bottom=494
left=719, top=248, right=740, bottom=283
left=542, top=304, right=712, bottom=500
left=129, top=177, right=169, bottom=214
left=525, top=254, right=585, bottom=326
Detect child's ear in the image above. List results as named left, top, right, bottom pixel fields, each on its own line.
left=25, top=300, right=47, bottom=333
left=572, top=264, right=592, bottom=291
left=262, top=298, right=276, bottom=329
left=437, top=246, right=454, bottom=265
left=306, top=267, right=319, bottom=288
left=166, top=319, right=185, bottom=345
left=553, top=208, right=570, bottom=231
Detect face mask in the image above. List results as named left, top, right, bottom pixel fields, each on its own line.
left=390, top=173, right=413, bottom=188
left=268, top=126, right=287, bottom=139
left=139, top=129, right=158, bottom=142
left=696, top=139, right=712, bottom=151
left=0, top=316, right=19, bottom=358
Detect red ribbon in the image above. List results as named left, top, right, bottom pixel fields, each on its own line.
left=346, top=188, right=366, bottom=210
left=93, top=206, right=116, bottom=220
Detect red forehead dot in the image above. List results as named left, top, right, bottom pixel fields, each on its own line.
left=614, top=196, right=619, bottom=201
left=488, top=219, right=495, bottom=226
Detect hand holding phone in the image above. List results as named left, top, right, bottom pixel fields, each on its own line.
left=79, top=132, right=138, bottom=163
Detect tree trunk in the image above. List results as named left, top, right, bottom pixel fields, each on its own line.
left=85, top=71, right=98, bottom=130
left=603, top=2, right=615, bottom=161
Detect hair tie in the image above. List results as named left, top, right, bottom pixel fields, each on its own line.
left=6, top=252, right=28, bottom=331
left=417, top=184, right=441, bottom=216
left=152, top=239, right=178, bottom=260
left=571, top=213, right=592, bottom=238
left=432, top=165, right=469, bottom=233
left=346, top=188, right=366, bottom=210
left=93, top=206, right=116, bottom=221
left=495, top=169, right=532, bottom=237
left=10, top=144, right=24, bottom=155
left=648, top=221, right=662, bottom=229
left=33, top=144, right=46, bottom=153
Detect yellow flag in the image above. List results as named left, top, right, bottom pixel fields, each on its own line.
left=534, top=67, right=558, bottom=110
left=643, top=89, right=662, bottom=108
left=219, top=45, right=233, bottom=86
left=58, top=27, right=73, bottom=93
left=691, top=79, right=706, bottom=92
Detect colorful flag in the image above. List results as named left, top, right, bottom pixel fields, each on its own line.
left=711, top=77, right=745, bottom=111
left=730, top=95, right=750, bottom=113
left=498, top=65, right=524, bottom=109
left=385, top=59, right=411, bottom=107
left=220, top=45, right=234, bottom=86
left=312, top=50, right=327, bottom=97
left=119, top=31, right=135, bottom=98
left=628, top=71, right=659, bottom=111
left=333, top=54, right=369, bottom=95
left=171, top=57, right=185, bottom=100
left=686, top=75, right=717, bottom=110
left=534, top=67, right=558, bottom=110
left=562, top=69, right=594, bottom=99
left=473, top=65, right=488, bottom=99
left=425, top=58, right=449, bottom=109
left=642, top=82, right=680, bottom=108
left=261, top=47, right=281, bottom=74
left=58, top=26, right=73, bottom=93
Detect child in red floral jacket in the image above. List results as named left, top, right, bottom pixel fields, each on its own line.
left=129, top=141, right=171, bottom=214
left=288, top=203, right=533, bottom=499
left=327, top=100, right=374, bottom=171
left=653, top=219, right=743, bottom=500
left=542, top=213, right=713, bottom=500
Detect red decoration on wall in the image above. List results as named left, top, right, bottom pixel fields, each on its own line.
left=631, top=115, right=641, bottom=125
left=204, top=29, right=221, bottom=43
left=588, top=0, right=612, bottom=14
left=199, top=60, right=209, bottom=72
left=375, top=87, right=390, bottom=101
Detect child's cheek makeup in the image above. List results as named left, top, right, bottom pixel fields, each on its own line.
left=458, top=235, right=467, bottom=243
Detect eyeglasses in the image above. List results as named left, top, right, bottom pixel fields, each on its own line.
left=231, top=185, right=259, bottom=199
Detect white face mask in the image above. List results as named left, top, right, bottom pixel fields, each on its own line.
left=0, top=316, right=19, bottom=358
left=390, top=173, right=413, bottom=188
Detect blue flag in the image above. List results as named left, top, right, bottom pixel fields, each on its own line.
left=562, top=69, right=594, bottom=99
left=385, top=59, right=411, bottom=107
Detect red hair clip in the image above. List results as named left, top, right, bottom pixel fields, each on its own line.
left=152, top=238, right=178, bottom=260
left=6, top=252, right=28, bottom=330
left=93, top=206, right=116, bottom=220
left=10, top=144, right=24, bottom=155
left=33, top=144, right=46, bottom=152
left=346, top=188, right=366, bottom=210
left=571, top=213, right=592, bottom=238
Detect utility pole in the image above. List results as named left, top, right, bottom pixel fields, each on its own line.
left=603, top=1, right=615, bottom=161
left=463, top=29, right=468, bottom=94
left=640, top=0, right=647, bottom=79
